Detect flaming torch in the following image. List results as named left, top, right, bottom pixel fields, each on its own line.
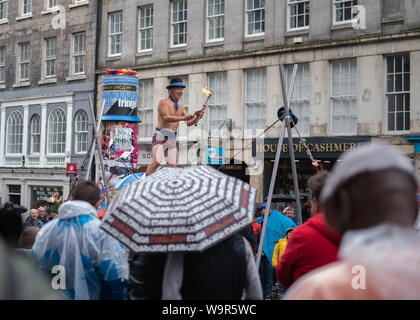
left=194, top=87, right=212, bottom=126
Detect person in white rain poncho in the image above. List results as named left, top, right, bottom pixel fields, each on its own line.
left=32, top=181, right=128, bottom=300
left=283, top=143, right=420, bottom=300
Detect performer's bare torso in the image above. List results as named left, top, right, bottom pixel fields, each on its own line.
left=145, top=86, right=203, bottom=175
left=157, top=97, right=185, bottom=132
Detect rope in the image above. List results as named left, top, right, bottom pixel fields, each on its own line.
left=289, top=117, right=323, bottom=171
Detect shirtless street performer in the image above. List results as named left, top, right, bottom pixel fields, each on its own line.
left=145, top=77, right=204, bottom=175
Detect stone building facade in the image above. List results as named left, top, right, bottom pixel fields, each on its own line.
left=0, top=0, right=97, bottom=213
left=96, top=0, right=420, bottom=202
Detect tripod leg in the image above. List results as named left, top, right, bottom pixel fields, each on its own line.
left=286, top=119, right=303, bottom=225
left=256, top=122, right=287, bottom=270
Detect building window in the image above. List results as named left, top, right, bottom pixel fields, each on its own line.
left=75, top=110, right=88, bottom=153
left=47, top=108, right=66, bottom=154
left=245, top=0, right=265, bottom=37
left=108, top=12, right=122, bottom=56
left=286, top=63, right=310, bottom=136
left=288, top=0, right=309, bottom=30
left=138, top=5, right=153, bottom=52
left=18, top=42, right=30, bottom=82
left=0, top=0, right=8, bottom=20
left=206, top=0, right=224, bottom=42
left=386, top=54, right=410, bottom=132
left=207, top=72, right=227, bottom=137
left=73, top=33, right=85, bottom=74
left=21, top=0, right=32, bottom=15
left=171, top=0, right=187, bottom=47
left=6, top=111, right=23, bottom=154
left=0, top=47, right=5, bottom=84
left=8, top=185, right=21, bottom=205
left=138, top=79, right=154, bottom=138
left=45, top=38, right=56, bottom=78
left=333, top=0, right=357, bottom=24
left=330, top=59, right=357, bottom=134
left=47, top=0, right=58, bottom=9
left=31, top=115, right=41, bottom=154
left=245, top=68, right=266, bottom=135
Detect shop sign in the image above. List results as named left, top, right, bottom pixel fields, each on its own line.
left=206, top=147, right=224, bottom=165
left=32, top=187, right=63, bottom=203
left=66, top=163, right=77, bottom=174
left=252, top=136, right=371, bottom=159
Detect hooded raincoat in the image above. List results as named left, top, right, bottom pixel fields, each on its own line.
left=276, top=213, right=341, bottom=288
left=284, top=224, right=420, bottom=299
left=32, top=200, right=129, bottom=300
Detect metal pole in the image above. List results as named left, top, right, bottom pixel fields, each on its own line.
left=85, top=94, right=101, bottom=180
left=87, top=97, right=110, bottom=205
left=256, top=64, right=298, bottom=269
left=280, top=64, right=303, bottom=225
left=255, top=122, right=287, bottom=269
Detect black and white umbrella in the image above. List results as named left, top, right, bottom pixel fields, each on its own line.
left=100, top=165, right=256, bottom=252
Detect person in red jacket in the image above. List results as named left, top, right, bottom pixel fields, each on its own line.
left=276, top=170, right=341, bottom=289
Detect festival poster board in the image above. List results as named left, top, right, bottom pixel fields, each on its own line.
left=98, top=122, right=139, bottom=211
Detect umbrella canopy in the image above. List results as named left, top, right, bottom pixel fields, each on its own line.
left=0, top=202, right=27, bottom=214
left=115, top=172, right=145, bottom=190
left=100, top=165, right=256, bottom=253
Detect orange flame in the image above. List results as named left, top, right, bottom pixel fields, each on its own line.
left=202, top=87, right=212, bottom=97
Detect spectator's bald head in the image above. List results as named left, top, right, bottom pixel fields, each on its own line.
left=320, top=144, right=418, bottom=234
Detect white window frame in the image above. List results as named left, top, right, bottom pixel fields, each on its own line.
left=75, top=110, right=88, bottom=154
left=0, top=0, right=8, bottom=21
left=18, top=42, right=30, bottom=83
left=47, top=108, right=66, bottom=155
left=244, top=68, right=266, bottom=136
left=72, top=33, right=86, bottom=75
left=138, top=79, right=154, bottom=139
left=0, top=47, right=5, bottom=84
left=385, top=54, right=410, bottom=133
left=44, top=38, right=56, bottom=79
left=207, top=72, right=227, bottom=138
left=245, top=0, right=265, bottom=37
left=287, top=0, right=309, bottom=31
left=330, top=58, right=358, bottom=135
left=46, top=0, right=58, bottom=10
left=30, top=114, right=41, bottom=154
left=286, top=63, right=310, bottom=136
left=108, top=11, right=122, bottom=57
left=138, top=5, right=153, bottom=52
left=333, top=0, right=357, bottom=25
left=170, top=0, right=188, bottom=48
left=206, top=0, right=224, bottom=43
left=21, top=0, right=32, bottom=16
left=6, top=111, right=23, bottom=155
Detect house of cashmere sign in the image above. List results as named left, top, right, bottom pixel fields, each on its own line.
left=252, top=136, right=371, bottom=159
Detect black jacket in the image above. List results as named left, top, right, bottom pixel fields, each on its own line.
left=128, top=252, right=167, bottom=300
left=240, top=224, right=257, bottom=252
left=180, top=233, right=247, bottom=300
left=0, top=211, right=23, bottom=248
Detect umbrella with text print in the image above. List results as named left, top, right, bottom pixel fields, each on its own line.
left=100, top=165, right=256, bottom=252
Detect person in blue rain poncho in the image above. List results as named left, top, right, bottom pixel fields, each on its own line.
left=32, top=181, right=128, bottom=300
left=259, top=207, right=297, bottom=299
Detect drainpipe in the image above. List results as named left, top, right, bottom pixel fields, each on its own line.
left=90, top=0, right=102, bottom=181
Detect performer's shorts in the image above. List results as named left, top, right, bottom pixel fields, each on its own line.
left=152, top=128, right=177, bottom=150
